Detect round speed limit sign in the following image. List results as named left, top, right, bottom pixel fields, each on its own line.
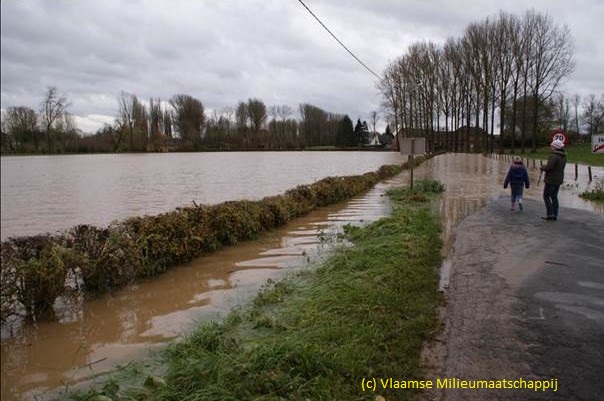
left=551, top=130, right=568, bottom=145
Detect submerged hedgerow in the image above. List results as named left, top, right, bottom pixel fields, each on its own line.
left=1, top=162, right=417, bottom=323
left=55, top=179, right=444, bottom=401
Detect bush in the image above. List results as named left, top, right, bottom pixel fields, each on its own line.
left=72, top=224, right=141, bottom=292
left=579, top=180, right=604, bottom=202
left=0, top=162, right=414, bottom=323
left=0, top=235, right=75, bottom=321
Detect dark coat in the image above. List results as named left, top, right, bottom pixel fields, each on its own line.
left=541, top=149, right=567, bottom=185
left=504, top=161, right=530, bottom=189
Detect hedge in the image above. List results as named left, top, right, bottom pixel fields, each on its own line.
left=0, top=160, right=423, bottom=323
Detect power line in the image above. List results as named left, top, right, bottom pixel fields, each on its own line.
left=297, top=0, right=382, bottom=81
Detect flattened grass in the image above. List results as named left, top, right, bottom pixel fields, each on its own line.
left=155, top=180, right=444, bottom=401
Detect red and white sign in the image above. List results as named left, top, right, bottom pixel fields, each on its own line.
left=592, top=134, right=604, bottom=154
left=550, top=129, right=568, bottom=145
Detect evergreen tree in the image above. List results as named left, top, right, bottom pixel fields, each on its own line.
left=336, top=115, right=354, bottom=147
left=385, top=124, right=393, bottom=137
left=382, top=124, right=394, bottom=146
left=354, top=119, right=363, bottom=146
left=361, top=120, right=370, bottom=144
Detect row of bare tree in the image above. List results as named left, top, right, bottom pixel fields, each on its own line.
left=4, top=10, right=601, bottom=155
left=108, top=93, right=350, bottom=151
left=1, top=87, right=370, bottom=153
left=1, top=87, right=77, bottom=153
left=379, top=10, right=577, bottom=153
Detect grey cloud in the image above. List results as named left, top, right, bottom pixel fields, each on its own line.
left=1, top=0, right=602, bottom=133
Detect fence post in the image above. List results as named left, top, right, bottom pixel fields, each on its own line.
left=575, top=163, right=578, bottom=181
left=588, top=166, right=592, bottom=182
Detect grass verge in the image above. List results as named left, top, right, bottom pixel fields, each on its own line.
left=59, top=179, right=444, bottom=401
left=505, top=143, right=604, bottom=166
left=579, top=180, right=604, bottom=201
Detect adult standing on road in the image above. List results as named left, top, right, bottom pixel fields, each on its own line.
left=540, top=139, right=567, bottom=221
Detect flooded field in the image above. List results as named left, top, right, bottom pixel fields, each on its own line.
left=0, top=151, right=402, bottom=240
left=1, top=153, right=602, bottom=401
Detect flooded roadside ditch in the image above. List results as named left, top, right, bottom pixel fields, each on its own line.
left=2, top=153, right=602, bottom=401
left=1, top=177, right=398, bottom=401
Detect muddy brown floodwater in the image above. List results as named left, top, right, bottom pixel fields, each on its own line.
left=1, top=153, right=602, bottom=401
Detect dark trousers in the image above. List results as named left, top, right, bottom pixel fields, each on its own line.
left=510, top=182, right=524, bottom=204
left=543, top=184, right=561, bottom=217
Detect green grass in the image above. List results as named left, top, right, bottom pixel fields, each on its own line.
left=580, top=180, right=604, bottom=201
left=507, top=142, right=604, bottom=166
left=59, top=180, right=444, bottom=401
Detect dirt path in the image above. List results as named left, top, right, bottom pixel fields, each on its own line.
left=421, top=197, right=604, bottom=401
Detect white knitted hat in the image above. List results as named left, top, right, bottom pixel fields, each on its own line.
left=551, top=139, right=564, bottom=149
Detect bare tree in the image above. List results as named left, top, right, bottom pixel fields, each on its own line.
left=494, top=12, right=518, bottom=153
left=4, top=106, right=40, bottom=151
left=170, top=94, right=205, bottom=150
left=379, top=9, right=575, bottom=154
left=247, top=98, right=267, bottom=134
left=54, top=112, right=79, bottom=152
left=508, top=12, right=529, bottom=153
left=369, top=110, right=379, bottom=134
left=439, top=39, right=457, bottom=143
left=572, top=94, right=581, bottom=134
left=163, top=109, right=173, bottom=139
left=299, top=103, right=342, bottom=147
left=552, top=93, right=571, bottom=132
left=235, top=101, right=249, bottom=146
left=267, top=105, right=295, bottom=150
left=528, top=12, right=574, bottom=151
left=582, top=94, right=604, bottom=136
left=378, top=60, right=402, bottom=136
left=149, top=98, right=166, bottom=151
left=40, top=86, right=70, bottom=152
left=235, top=101, right=249, bottom=131
left=115, top=91, right=134, bottom=151
left=115, top=91, right=148, bottom=152
left=446, top=37, right=467, bottom=151
left=277, top=105, right=293, bottom=121
left=268, top=105, right=279, bottom=124
left=221, top=107, right=235, bottom=127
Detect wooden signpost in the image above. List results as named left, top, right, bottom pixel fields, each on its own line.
left=398, top=137, right=426, bottom=189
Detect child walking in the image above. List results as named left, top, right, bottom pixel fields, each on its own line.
left=503, top=156, right=530, bottom=211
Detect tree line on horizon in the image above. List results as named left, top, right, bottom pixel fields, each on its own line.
left=2, top=10, right=603, bottom=155
left=379, top=9, right=603, bottom=153
left=0, top=87, right=389, bottom=154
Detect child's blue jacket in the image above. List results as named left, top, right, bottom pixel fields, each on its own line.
left=503, top=162, right=530, bottom=188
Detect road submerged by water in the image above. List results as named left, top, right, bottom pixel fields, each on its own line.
left=420, top=198, right=604, bottom=401
left=2, top=153, right=602, bottom=401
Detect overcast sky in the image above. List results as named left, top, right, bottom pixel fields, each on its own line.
left=1, top=0, right=603, bottom=134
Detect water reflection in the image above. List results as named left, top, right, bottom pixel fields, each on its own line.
left=400, top=153, right=603, bottom=253
left=1, top=153, right=601, bottom=401
left=1, top=180, right=393, bottom=401
left=0, top=152, right=402, bottom=239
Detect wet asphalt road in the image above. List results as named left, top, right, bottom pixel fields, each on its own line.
left=515, top=201, right=604, bottom=401
left=426, top=196, right=604, bottom=401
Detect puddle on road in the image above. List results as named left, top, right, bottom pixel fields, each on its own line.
left=402, top=153, right=603, bottom=291
left=405, top=153, right=603, bottom=255
left=2, top=153, right=602, bottom=401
